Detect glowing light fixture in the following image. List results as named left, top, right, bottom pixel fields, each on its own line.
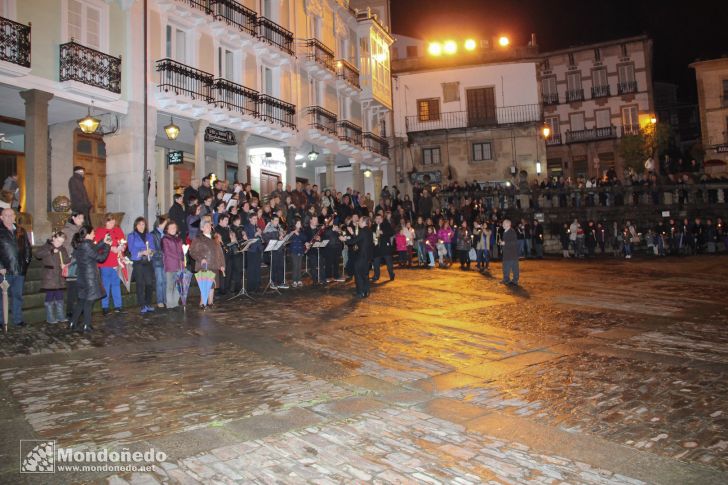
left=650, top=116, right=657, bottom=124
left=542, top=124, right=551, bottom=139
left=307, top=145, right=319, bottom=162
left=498, top=36, right=510, bottom=47
left=363, top=168, right=372, bottom=178
left=427, top=42, right=442, bottom=56
left=464, top=39, right=477, bottom=51
left=443, top=40, right=457, bottom=55
left=164, top=116, right=180, bottom=140
left=302, top=161, right=307, bottom=168
left=536, top=162, right=542, bottom=175
left=77, top=103, right=100, bottom=134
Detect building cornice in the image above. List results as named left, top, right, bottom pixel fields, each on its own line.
left=539, top=35, right=651, bottom=58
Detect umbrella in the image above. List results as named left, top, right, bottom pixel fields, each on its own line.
left=1, top=276, right=9, bottom=334
left=117, top=257, right=133, bottom=293
left=195, top=263, right=216, bottom=306
left=175, top=270, right=193, bottom=310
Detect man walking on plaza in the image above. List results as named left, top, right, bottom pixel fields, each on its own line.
left=69, top=166, right=92, bottom=223
left=500, top=219, right=519, bottom=286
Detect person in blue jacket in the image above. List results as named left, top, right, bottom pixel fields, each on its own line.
left=127, top=217, right=157, bottom=314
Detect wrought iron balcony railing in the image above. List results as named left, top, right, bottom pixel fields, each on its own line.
left=405, top=104, right=542, bottom=133
left=545, top=133, right=562, bottom=146
left=591, top=84, right=610, bottom=98
left=210, top=0, right=257, bottom=36
left=0, top=16, right=30, bottom=68
left=363, top=132, right=388, bottom=157
left=60, top=41, right=121, bottom=93
left=305, top=39, right=335, bottom=72
left=212, top=78, right=258, bottom=116
left=337, top=120, right=363, bottom=146
left=336, top=59, right=360, bottom=89
left=565, top=88, right=584, bottom=103
left=156, top=58, right=213, bottom=102
left=179, top=0, right=210, bottom=13
left=257, top=94, right=296, bottom=129
left=618, top=81, right=638, bottom=95
left=564, top=126, right=617, bottom=144
left=307, top=106, right=337, bottom=135
left=542, top=92, right=559, bottom=105
left=257, top=17, right=293, bottom=55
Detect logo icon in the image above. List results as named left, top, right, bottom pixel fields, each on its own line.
left=20, top=440, right=55, bottom=473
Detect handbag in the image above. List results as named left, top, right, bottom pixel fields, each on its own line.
left=468, top=248, right=477, bottom=261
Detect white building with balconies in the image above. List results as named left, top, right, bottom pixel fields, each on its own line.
left=0, top=0, right=393, bottom=238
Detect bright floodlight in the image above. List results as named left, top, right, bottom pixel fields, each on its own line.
left=443, top=40, right=457, bottom=55
left=542, top=125, right=551, bottom=138
left=428, top=42, right=442, bottom=56
left=498, top=36, right=510, bottom=47
left=464, top=39, right=477, bottom=51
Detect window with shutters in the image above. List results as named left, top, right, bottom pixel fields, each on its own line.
left=218, top=47, right=236, bottom=81
left=466, top=87, right=496, bottom=127
left=618, top=63, right=637, bottom=93
left=472, top=142, right=492, bottom=162
left=569, top=112, right=585, bottom=132
left=422, top=147, right=441, bottom=165
left=417, top=98, right=440, bottom=122
left=545, top=115, right=560, bottom=134
left=592, top=67, right=607, bottom=87
left=595, top=108, right=611, bottom=128
left=442, top=82, right=460, bottom=103
left=621, top=105, right=639, bottom=134
left=542, top=76, right=557, bottom=96
left=64, top=0, right=108, bottom=52
left=566, top=71, right=582, bottom=91
left=165, top=24, right=188, bottom=63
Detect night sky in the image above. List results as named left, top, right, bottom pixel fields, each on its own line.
left=390, top=0, right=727, bottom=101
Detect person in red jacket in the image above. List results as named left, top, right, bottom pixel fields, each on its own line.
left=94, top=214, right=126, bottom=315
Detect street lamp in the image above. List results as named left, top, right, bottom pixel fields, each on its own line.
left=78, top=103, right=100, bottom=134
left=164, top=116, right=180, bottom=140
left=498, top=36, right=510, bottom=47
left=464, top=39, right=477, bottom=51
left=542, top=124, right=551, bottom=139
left=443, top=40, right=457, bottom=55
left=364, top=168, right=372, bottom=178
left=427, top=42, right=442, bottom=56
left=307, top=145, right=319, bottom=162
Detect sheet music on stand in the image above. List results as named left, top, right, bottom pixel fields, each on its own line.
left=264, top=239, right=278, bottom=252
left=312, top=240, right=329, bottom=248
left=228, top=238, right=259, bottom=302
left=279, top=232, right=294, bottom=245
left=239, top=238, right=259, bottom=252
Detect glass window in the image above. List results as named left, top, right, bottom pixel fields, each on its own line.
left=417, top=99, right=440, bottom=122
left=595, top=109, right=611, bottom=128
left=621, top=106, right=639, bottom=134
left=422, top=147, right=441, bottom=165
left=566, top=71, right=582, bottom=92
left=472, top=142, right=492, bottom=161
left=542, top=76, right=557, bottom=96
left=545, top=116, right=560, bottom=134
left=593, top=67, right=608, bottom=87
left=618, top=64, right=635, bottom=84
left=76, top=139, right=92, bottom=154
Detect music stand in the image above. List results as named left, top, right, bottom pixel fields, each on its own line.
left=229, top=238, right=258, bottom=301
left=263, top=239, right=282, bottom=295
left=312, top=240, right=329, bottom=283
left=279, top=232, right=294, bottom=286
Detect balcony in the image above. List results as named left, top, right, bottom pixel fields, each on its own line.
left=591, top=84, right=610, bottom=98
left=621, top=124, right=640, bottom=136
left=0, top=16, right=30, bottom=75
left=156, top=58, right=213, bottom=104
left=337, top=120, right=363, bottom=147
left=307, top=106, right=338, bottom=141
left=301, top=39, right=335, bottom=81
left=210, top=0, right=257, bottom=37
left=543, top=92, right=559, bottom=106
left=618, top=81, right=638, bottom=95
left=564, top=126, right=617, bottom=144
left=336, top=59, right=360, bottom=95
left=211, top=78, right=257, bottom=117
left=257, top=94, right=296, bottom=129
left=363, top=132, right=388, bottom=158
left=405, top=104, right=542, bottom=133
left=60, top=41, right=121, bottom=100
left=565, top=88, right=585, bottom=103
left=545, top=133, right=562, bottom=146
left=257, top=17, right=293, bottom=56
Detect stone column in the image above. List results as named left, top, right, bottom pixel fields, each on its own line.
left=325, top=154, right=336, bottom=190
left=237, top=131, right=251, bottom=183
left=284, top=146, right=297, bottom=188
left=192, top=120, right=209, bottom=183
left=351, top=160, right=364, bottom=194
left=20, top=89, right=53, bottom=240
left=373, top=169, right=383, bottom=206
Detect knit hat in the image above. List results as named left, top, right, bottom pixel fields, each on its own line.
left=73, top=166, right=85, bottom=172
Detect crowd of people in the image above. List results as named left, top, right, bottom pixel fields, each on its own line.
left=0, top=164, right=727, bottom=332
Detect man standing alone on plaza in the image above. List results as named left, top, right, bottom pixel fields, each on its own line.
left=68, top=166, right=92, bottom=223
left=500, top=219, right=519, bottom=286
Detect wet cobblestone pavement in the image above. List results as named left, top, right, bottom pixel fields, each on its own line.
left=1, top=256, right=727, bottom=484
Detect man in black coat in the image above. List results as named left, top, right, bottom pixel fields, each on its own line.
left=68, top=166, right=92, bottom=223
left=0, top=208, right=32, bottom=327
left=371, top=213, right=395, bottom=282
left=168, top=193, right=188, bottom=240
left=342, top=216, right=373, bottom=298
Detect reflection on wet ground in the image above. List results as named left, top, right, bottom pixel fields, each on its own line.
left=1, top=255, right=727, bottom=483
